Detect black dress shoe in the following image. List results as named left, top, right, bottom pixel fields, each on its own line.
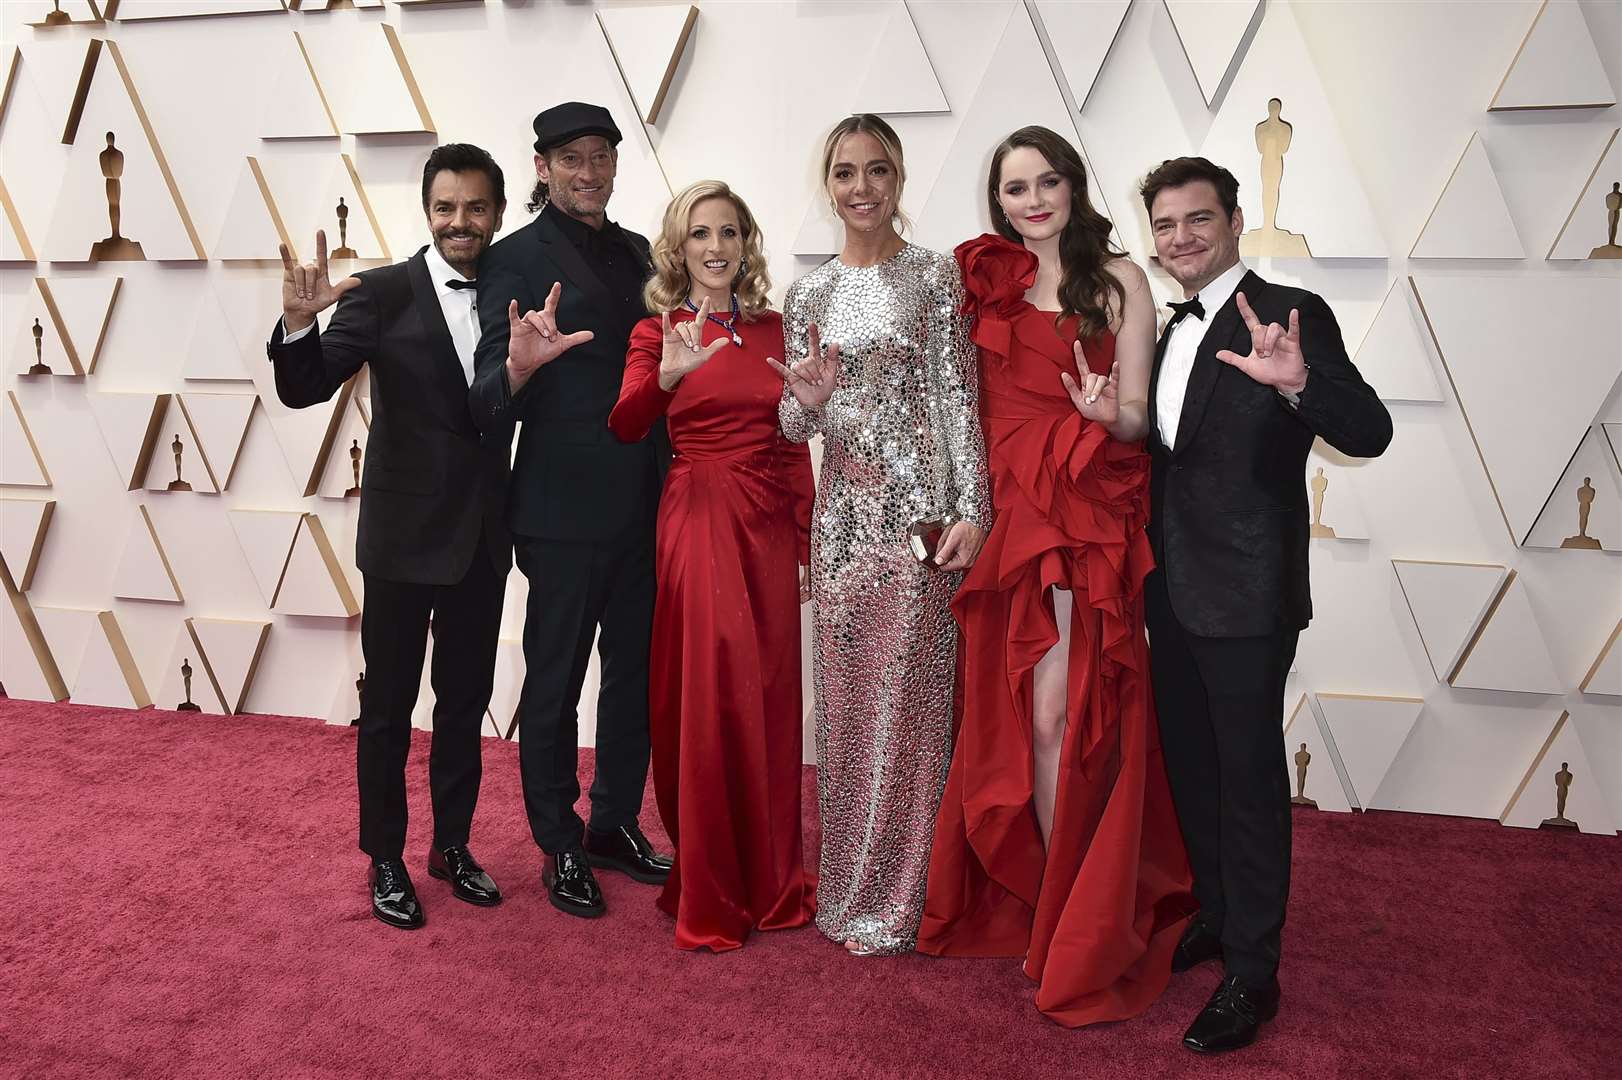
left=1172, top=918, right=1224, bottom=973
left=542, top=851, right=605, bottom=919
left=1183, top=975, right=1280, bottom=1054
left=369, top=859, right=424, bottom=930
left=583, top=823, right=672, bottom=884
left=427, top=845, right=501, bottom=906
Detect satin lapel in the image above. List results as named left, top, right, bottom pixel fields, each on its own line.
left=1171, top=270, right=1263, bottom=457
left=1148, top=319, right=1173, bottom=454
left=405, top=249, right=471, bottom=399
left=534, top=212, right=613, bottom=314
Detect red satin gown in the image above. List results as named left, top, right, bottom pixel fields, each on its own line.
left=919, top=235, right=1195, bottom=1024
left=608, top=308, right=817, bottom=951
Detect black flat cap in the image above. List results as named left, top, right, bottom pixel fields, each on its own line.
left=532, top=102, right=623, bottom=153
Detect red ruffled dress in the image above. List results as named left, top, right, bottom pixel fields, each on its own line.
left=918, top=235, right=1195, bottom=1025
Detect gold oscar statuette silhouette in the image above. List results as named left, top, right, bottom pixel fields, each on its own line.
left=346, top=438, right=363, bottom=498
left=1240, top=98, right=1312, bottom=258
left=331, top=197, right=358, bottom=261
left=1539, top=761, right=1578, bottom=830
left=1309, top=467, right=1336, bottom=539
left=176, top=657, right=202, bottom=712
left=44, top=2, right=72, bottom=27
left=167, top=432, right=192, bottom=491
left=351, top=671, right=365, bottom=726
left=89, top=132, right=146, bottom=262
left=1290, top=742, right=1318, bottom=808
left=28, top=317, right=51, bottom=375
left=1589, top=182, right=1622, bottom=260
left=1560, top=477, right=1602, bottom=549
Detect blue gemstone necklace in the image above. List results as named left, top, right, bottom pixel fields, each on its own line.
left=685, top=293, right=743, bottom=347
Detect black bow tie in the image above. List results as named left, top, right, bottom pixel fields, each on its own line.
left=445, top=278, right=476, bottom=291
left=1167, top=296, right=1205, bottom=322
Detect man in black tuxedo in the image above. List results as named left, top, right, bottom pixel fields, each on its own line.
left=469, top=102, right=671, bottom=919
left=1138, top=157, right=1392, bottom=1051
left=269, top=144, right=511, bottom=929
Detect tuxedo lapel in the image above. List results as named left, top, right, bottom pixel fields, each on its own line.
left=1148, top=321, right=1173, bottom=455
left=1171, top=270, right=1264, bottom=457
left=405, top=249, right=471, bottom=399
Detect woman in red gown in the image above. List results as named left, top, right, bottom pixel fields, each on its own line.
left=608, top=180, right=815, bottom=951
left=918, top=128, right=1195, bottom=1023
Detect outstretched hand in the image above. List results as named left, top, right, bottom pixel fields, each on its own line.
left=657, top=297, right=730, bottom=390
left=1061, top=349, right=1119, bottom=425
left=765, top=321, right=841, bottom=409
left=508, top=282, right=596, bottom=379
left=280, top=230, right=361, bottom=332
left=1215, top=292, right=1307, bottom=394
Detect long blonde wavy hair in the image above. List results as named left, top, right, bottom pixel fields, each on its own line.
left=643, top=181, right=772, bottom=321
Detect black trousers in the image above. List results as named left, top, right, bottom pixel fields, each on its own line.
left=356, top=546, right=505, bottom=861
left=514, top=530, right=654, bottom=855
left=1144, top=569, right=1298, bottom=986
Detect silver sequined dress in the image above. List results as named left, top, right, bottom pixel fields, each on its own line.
left=779, top=243, right=991, bottom=953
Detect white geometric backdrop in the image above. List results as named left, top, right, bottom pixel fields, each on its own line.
left=1, top=0, right=1618, bottom=835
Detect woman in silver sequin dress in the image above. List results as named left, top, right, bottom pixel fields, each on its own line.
left=769, top=115, right=991, bottom=956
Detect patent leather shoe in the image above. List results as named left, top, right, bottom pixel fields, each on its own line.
left=1182, top=975, right=1280, bottom=1054
left=583, top=822, right=672, bottom=884
left=1172, top=917, right=1224, bottom=973
left=542, top=850, right=605, bottom=918
left=427, top=845, right=501, bottom=906
left=369, top=859, right=424, bottom=930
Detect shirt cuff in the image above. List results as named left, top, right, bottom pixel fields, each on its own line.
left=280, top=316, right=316, bottom=344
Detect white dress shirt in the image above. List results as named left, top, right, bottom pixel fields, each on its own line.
left=1155, top=259, right=1247, bottom=450
left=278, top=243, right=481, bottom=385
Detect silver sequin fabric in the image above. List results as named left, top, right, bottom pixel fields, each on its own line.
left=779, top=243, right=991, bottom=954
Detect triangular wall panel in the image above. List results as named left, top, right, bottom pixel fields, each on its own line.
left=142, top=397, right=218, bottom=494
left=2, top=589, right=69, bottom=702
left=297, top=23, right=434, bottom=136
left=1410, top=133, right=1524, bottom=259
left=0, top=174, right=38, bottom=262
left=182, top=289, right=255, bottom=382
left=30, top=605, right=98, bottom=697
left=0, top=498, right=54, bottom=592
left=1412, top=273, right=1622, bottom=544
left=1199, top=2, right=1384, bottom=257
left=255, top=32, right=338, bottom=141
left=1351, top=279, right=1443, bottom=404
left=1580, top=619, right=1621, bottom=696
left=597, top=3, right=700, bottom=125
left=1314, top=694, right=1424, bottom=809
left=1030, top=0, right=1130, bottom=113
left=213, top=157, right=293, bottom=262
left=2, top=391, right=51, bottom=487
left=1164, top=0, right=1261, bottom=108
left=848, top=1, right=949, bottom=115
left=1283, top=694, right=1354, bottom=812
left=86, top=390, right=167, bottom=491
left=1548, top=128, right=1620, bottom=260
left=227, top=508, right=304, bottom=608
left=1523, top=426, right=1621, bottom=551
left=72, top=610, right=151, bottom=709
left=1500, top=713, right=1617, bottom=835
left=1391, top=560, right=1507, bottom=683
left=189, top=616, right=271, bottom=714
left=1489, top=0, right=1616, bottom=111
left=21, top=276, right=122, bottom=377
left=178, top=393, right=258, bottom=492
left=111, top=504, right=183, bottom=603
left=274, top=513, right=359, bottom=618
left=45, top=41, right=205, bottom=261
left=1451, top=571, right=1565, bottom=695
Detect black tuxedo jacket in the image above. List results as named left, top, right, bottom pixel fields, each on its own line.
left=468, top=212, right=670, bottom=542
left=267, top=248, right=512, bottom=586
left=1147, top=270, right=1392, bottom=638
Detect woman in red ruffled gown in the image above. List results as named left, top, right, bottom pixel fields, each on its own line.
left=918, top=127, right=1195, bottom=1024
left=609, top=181, right=815, bottom=951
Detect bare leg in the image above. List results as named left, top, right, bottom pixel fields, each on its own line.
left=1031, top=588, right=1073, bottom=848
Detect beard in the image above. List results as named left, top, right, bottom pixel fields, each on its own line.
left=433, top=225, right=488, bottom=274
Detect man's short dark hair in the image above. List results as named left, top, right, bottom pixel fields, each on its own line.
left=1139, top=156, right=1240, bottom=219
left=421, top=143, right=506, bottom=210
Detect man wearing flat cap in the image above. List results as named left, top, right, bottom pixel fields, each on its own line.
left=470, top=101, right=671, bottom=918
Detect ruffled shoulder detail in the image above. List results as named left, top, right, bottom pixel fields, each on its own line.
left=954, top=234, right=1037, bottom=369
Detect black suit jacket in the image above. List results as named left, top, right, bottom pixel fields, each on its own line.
left=267, top=249, right=511, bottom=586
left=468, top=212, right=670, bottom=542
left=1147, top=270, right=1392, bottom=637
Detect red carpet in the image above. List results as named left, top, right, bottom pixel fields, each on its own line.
left=1, top=698, right=1617, bottom=1080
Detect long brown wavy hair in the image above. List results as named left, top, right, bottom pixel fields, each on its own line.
left=986, top=126, right=1124, bottom=339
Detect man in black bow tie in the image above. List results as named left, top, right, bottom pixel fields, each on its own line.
left=1138, top=157, right=1392, bottom=1052
left=468, top=101, right=672, bottom=919
left=269, top=144, right=513, bottom=929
